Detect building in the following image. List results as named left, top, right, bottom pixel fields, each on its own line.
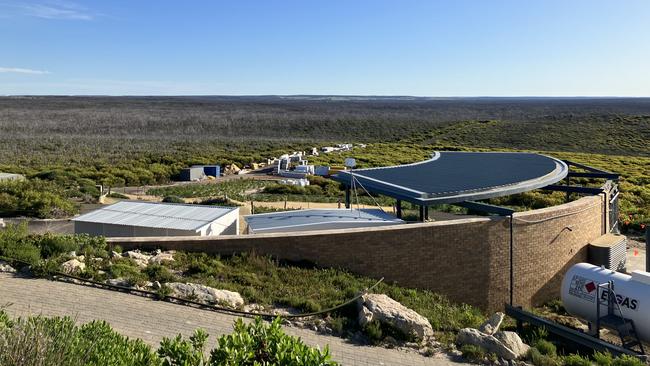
left=314, top=166, right=330, bottom=176
left=73, top=201, right=239, bottom=237
left=0, top=173, right=25, bottom=182
left=244, top=208, right=405, bottom=234
left=180, top=166, right=206, bottom=181
left=279, top=178, right=310, bottom=187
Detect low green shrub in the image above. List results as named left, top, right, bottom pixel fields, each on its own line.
left=563, top=353, right=591, bottom=366
left=107, top=192, right=130, bottom=199
left=460, top=344, right=487, bottom=362
left=527, top=348, right=559, bottom=366
left=162, top=196, right=185, bottom=204
left=144, top=264, right=177, bottom=283
left=593, top=351, right=614, bottom=366
left=612, top=354, right=645, bottom=366
left=363, top=321, right=383, bottom=344
left=534, top=339, right=557, bottom=356
left=209, top=317, right=336, bottom=365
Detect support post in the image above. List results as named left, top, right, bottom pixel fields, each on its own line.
left=424, top=205, right=429, bottom=220
left=419, top=205, right=425, bottom=222
left=345, top=186, right=351, bottom=209
left=646, top=226, right=649, bottom=273
left=510, top=214, right=514, bottom=306
left=396, top=199, right=402, bottom=219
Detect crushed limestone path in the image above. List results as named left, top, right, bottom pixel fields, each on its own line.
left=0, top=274, right=466, bottom=366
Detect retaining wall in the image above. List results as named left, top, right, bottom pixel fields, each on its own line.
left=108, top=194, right=607, bottom=312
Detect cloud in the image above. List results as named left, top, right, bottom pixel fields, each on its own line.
left=1, top=1, right=95, bottom=20
left=0, top=67, right=51, bottom=75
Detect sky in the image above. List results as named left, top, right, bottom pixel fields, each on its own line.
left=1, top=0, right=649, bottom=96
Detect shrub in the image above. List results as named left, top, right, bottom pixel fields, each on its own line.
left=364, top=321, right=383, bottom=344
left=563, top=353, right=591, bottom=366
left=612, top=355, right=645, bottom=366
left=209, top=317, right=336, bottom=365
left=107, top=192, right=130, bottom=199
left=162, top=196, right=185, bottom=204
left=460, top=344, right=487, bottom=362
left=593, top=351, right=614, bottom=366
left=158, top=329, right=208, bottom=366
left=144, top=264, right=177, bottom=283
left=534, top=339, right=557, bottom=356
left=527, top=348, right=559, bottom=366
left=0, top=311, right=160, bottom=366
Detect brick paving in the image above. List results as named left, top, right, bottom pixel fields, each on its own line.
left=0, top=274, right=467, bottom=366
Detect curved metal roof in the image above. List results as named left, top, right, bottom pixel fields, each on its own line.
left=332, top=151, right=568, bottom=205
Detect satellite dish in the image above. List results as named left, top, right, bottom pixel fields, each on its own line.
left=344, top=158, right=356, bottom=168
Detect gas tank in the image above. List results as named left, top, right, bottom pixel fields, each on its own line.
left=561, top=263, right=650, bottom=342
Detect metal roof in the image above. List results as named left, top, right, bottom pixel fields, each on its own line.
left=244, top=208, right=404, bottom=233
left=332, top=151, right=568, bottom=205
left=72, top=201, right=237, bottom=231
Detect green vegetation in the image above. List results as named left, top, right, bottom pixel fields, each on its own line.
left=0, top=311, right=335, bottom=366
left=0, top=179, right=78, bottom=218
left=0, top=225, right=483, bottom=344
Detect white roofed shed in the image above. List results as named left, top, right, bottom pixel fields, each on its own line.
left=73, top=201, right=239, bottom=237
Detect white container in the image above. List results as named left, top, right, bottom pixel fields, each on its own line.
left=561, top=263, right=650, bottom=341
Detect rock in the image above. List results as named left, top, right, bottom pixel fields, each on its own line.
left=457, top=328, right=518, bottom=360
left=111, top=251, right=122, bottom=259
left=494, top=331, right=529, bottom=359
left=152, top=281, right=162, bottom=290
left=360, top=293, right=434, bottom=340
left=61, top=259, right=85, bottom=274
left=0, top=260, right=16, bottom=273
left=243, top=303, right=265, bottom=313
left=358, top=306, right=374, bottom=327
left=479, top=312, right=505, bottom=335
left=165, top=282, right=244, bottom=308
left=124, top=250, right=151, bottom=268
left=149, top=251, right=175, bottom=265
left=107, top=278, right=132, bottom=287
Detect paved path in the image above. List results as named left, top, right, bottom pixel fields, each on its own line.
left=0, top=274, right=465, bottom=366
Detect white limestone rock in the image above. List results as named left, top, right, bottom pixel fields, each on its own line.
left=124, top=250, right=151, bottom=268
left=457, top=328, right=518, bottom=360
left=494, top=331, right=530, bottom=359
left=149, top=251, right=175, bottom=265
left=61, top=259, right=86, bottom=274
left=0, top=260, right=16, bottom=273
left=479, top=312, right=505, bottom=335
left=165, top=282, right=244, bottom=308
left=359, top=293, right=434, bottom=340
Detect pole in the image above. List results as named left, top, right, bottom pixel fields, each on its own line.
left=645, top=224, right=650, bottom=272
left=510, top=214, right=514, bottom=306
left=345, top=186, right=351, bottom=209
left=646, top=225, right=649, bottom=273
left=396, top=200, right=402, bottom=219
left=419, top=206, right=425, bottom=222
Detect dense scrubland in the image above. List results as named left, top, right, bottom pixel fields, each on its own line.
left=0, top=96, right=648, bottom=228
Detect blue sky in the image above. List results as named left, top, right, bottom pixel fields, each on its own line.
left=1, top=0, right=649, bottom=96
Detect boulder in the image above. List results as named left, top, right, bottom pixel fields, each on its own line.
left=165, top=282, right=244, bottom=308
left=479, top=312, right=505, bottom=335
left=457, top=328, right=518, bottom=360
left=358, top=306, right=374, bottom=327
left=359, top=293, right=433, bottom=340
left=124, top=250, right=151, bottom=268
left=0, top=260, right=16, bottom=273
left=61, top=259, right=86, bottom=274
left=111, top=251, right=122, bottom=259
left=107, top=278, right=132, bottom=287
left=494, top=331, right=529, bottom=359
left=149, top=251, right=175, bottom=265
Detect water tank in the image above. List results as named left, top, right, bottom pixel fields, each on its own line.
left=561, top=263, right=650, bottom=341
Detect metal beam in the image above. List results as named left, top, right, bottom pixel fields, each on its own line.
left=396, top=200, right=402, bottom=219
left=542, top=185, right=604, bottom=195
left=564, top=160, right=616, bottom=175
left=455, top=201, right=515, bottom=216
left=505, top=305, right=640, bottom=357
left=567, top=172, right=620, bottom=180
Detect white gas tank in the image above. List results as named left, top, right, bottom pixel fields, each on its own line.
left=561, top=263, right=650, bottom=342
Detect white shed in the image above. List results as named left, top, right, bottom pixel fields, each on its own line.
left=73, top=201, right=239, bottom=237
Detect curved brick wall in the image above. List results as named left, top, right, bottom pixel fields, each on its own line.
left=109, top=194, right=607, bottom=312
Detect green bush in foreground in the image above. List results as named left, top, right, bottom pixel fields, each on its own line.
left=0, top=311, right=335, bottom=366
